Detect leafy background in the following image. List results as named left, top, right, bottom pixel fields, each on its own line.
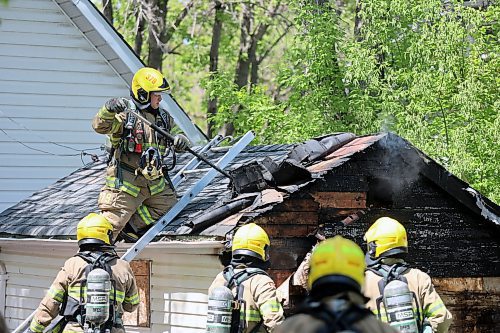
left=94, top=0, right=498, bottom=203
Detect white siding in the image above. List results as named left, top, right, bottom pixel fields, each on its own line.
left=0, top=0, right=130, bottom=212
left=0, top=247, right=68, bottom=330
left=136, top=246, right=222, bottom=332
left=0, top=240, right=222, bottom=333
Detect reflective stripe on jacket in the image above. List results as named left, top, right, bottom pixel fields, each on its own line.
left=364, top=268, right=452, bottom=333
left=93, top=106, right=174, bottom=194
left=209, top=270, right=285, bottom=333
left=30, top=255, right=139, bottom=333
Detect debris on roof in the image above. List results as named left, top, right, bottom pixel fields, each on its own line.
left=0, top=132, right=497, bottom=240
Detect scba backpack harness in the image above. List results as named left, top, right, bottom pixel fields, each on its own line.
left=107, top=108, right=176, bottom=189
left=206, top=266, right=268, bottom=333
left=59, top=251, right=119, bottom=333
left=297, top=297, right=374, bottom=333
left=367, top=263, right=422, bottom=333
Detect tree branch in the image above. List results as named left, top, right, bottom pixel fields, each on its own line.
left=257, top=21, right=292, bottom=65
left=164, top=0, right=197, bottom=44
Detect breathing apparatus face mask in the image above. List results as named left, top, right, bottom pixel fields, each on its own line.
left=136, top=147, right=163, bottom=180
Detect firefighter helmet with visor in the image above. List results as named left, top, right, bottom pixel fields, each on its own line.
left=364, top=216, right=408, bottom=259
left=308, top=235, right=365, bottom=292
left=77, top=213, right=113, bottom=246
left=130, top=67, right=170, bottom=105
left=231, top=223, right=270, bottom=262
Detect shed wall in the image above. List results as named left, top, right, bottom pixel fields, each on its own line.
left=259, top=144, right=500, bottom=333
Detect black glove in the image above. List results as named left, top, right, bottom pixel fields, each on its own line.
left=173, top=134, right=190, bottom=152
left=105, top=97, right=128, bottom=113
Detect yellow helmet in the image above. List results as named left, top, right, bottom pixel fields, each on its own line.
left=363, top=217, right=408, bottom=259
left=131, top=67, right=170, bottom=105
left=308, top=236, right=365, bottom=291
left=77, top=213, right=113, bottom=246
left=232, top=223, right=270, bottom=262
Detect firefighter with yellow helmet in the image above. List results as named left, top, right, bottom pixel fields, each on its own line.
left=28, top=213, right=139, bottom=333
left=208, top=223, right=284, bottom=332
left=363, top=217, right=452, bottom=333
left=276, top=236, right=398, bottom=333
left=93, top=67, right=190, bottom=241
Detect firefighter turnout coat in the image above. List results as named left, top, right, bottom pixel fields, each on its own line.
left=93, top=105, right=177, bottom=239
left=209, top=269, right=285, bottom=332
left=364, top=268, right=453, bottom=333
left=30, top=255, right=139, bottom=333
left=275, top=292, right=399, bottom=333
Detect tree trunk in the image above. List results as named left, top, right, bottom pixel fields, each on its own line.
left=354, top=0, right=363, bottom=39
left=147, top=0, right=168, bottom=71
left=134, top=3, right=146, bottom=55
left=207, top=0, right=224, bottom=138
left=221, top=2, right=252, bottom=137
left=249, top=22, right=269, bottom=86
left=221, top=1, right=284, bottom=136
left=102, top=0, right=114, bottom=24
left=234, top=3, right=252, bottom=89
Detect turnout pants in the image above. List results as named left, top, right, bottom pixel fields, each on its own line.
left=98, top=166, right=177, bottom=240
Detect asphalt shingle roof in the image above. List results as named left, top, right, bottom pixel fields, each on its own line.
left=0, top=141, right=299, bottom=239
left=2, top=132, right=495, bottom=240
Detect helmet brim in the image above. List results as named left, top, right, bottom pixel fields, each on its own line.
left=311, top=275, right=361, bottom=294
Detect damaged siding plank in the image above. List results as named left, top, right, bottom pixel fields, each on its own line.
left=311, top=191, right=367, bottom=209
left=433, top=277, right=500, bottom=332
left=272, top=199, right=320, bottom=212
left=268, top=269, right=294, bottom=287
left=264, top=225, right=317, bottom=238
left=255, top=211, right=318, bottom=225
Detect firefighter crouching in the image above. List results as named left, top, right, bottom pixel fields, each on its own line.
left=93, top=67, right=190, bottom=242
left=276, top=236, right=398, bottom=333
left=207, top=223, right=284, bottom=333
left=28, top=213, right=139, bottom=333
left=363, top=217, right=452, bottom=333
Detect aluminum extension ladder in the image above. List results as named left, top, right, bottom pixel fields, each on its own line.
left=121, top=130, right=254, bottom=261
left=14, top=131, right=255, bottom=333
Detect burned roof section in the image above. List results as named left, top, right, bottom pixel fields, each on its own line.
left=0, top=132, right=497, bottom=240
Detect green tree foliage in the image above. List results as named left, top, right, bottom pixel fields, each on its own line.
left=342, top=0, right=499, bottom=202
left=99, top=0, right=498, bottom=202
left=206, top=0, right=499, bottom=202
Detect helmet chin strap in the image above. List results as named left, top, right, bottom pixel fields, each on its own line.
left=136, top=101, right=150, bottom=110
left=130, top=93, right=151, bottom=110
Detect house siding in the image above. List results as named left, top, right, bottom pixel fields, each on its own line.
left=0, top=240, right=222, bottom=332
left=0, top=248, right=68, bottom=329
left=0, top=0, right=129, bottom=212
left=137, top=247, right=222, bottom=332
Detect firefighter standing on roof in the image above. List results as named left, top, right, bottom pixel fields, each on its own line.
left=363, top=217, right=453, bottom=333
left=28, top=214, right=139, bottom=333
left=93, top=67, right=190, bottom=242
left=276, top=236, right=398, bottom=333
left=208, top=223, right=284, bottom=332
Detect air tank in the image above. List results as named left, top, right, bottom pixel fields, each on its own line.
left=85, top=268, right=111, bottom=327
left=383, top=279, right=419, bottom=333
left=206, top=286, right=234, bottom=333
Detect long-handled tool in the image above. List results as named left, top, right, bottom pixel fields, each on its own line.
left=126, top=101, right=233, bottom=180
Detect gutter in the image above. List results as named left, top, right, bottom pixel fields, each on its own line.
left=0, top=238, right=222, bottom=255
